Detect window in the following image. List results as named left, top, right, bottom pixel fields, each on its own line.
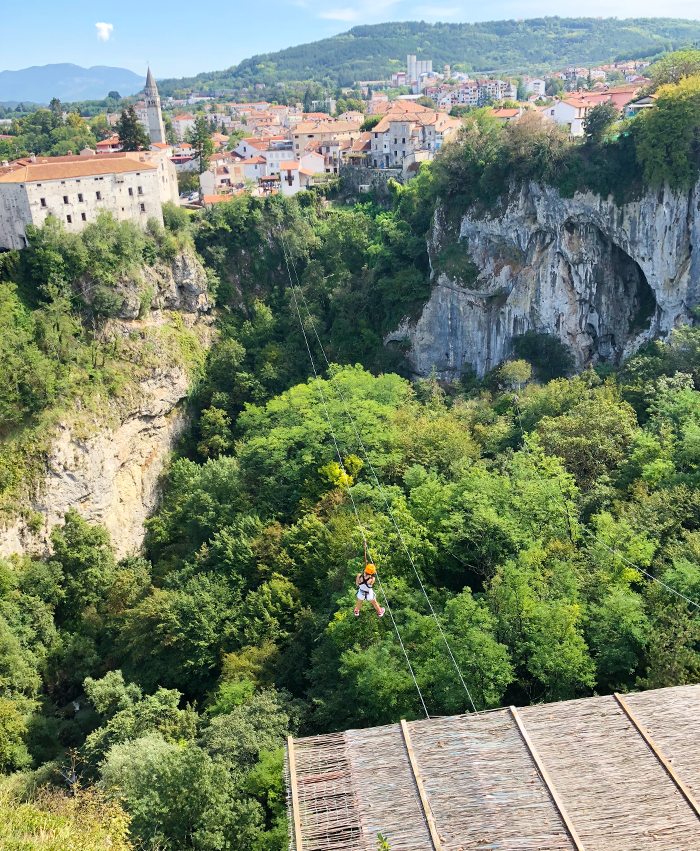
left=66, top=215, right=72, bottom=223
left=402, top=138, right=405, bottom=143
left=394, top=138, right=397, bottom=144
left=96, top=191, right=101, bottom=200
left=40, top=198, right=46, bottom=207
left=81, top=213, right=86, bottom=221
left=63, top=195, right=69, bottom=204
left=137, top=186, right=143, bottom=195
left=140, top=203, right=146, bottom=212
left=77, top=193, right=83, bottom=202
left=61, top=181, right=65, bottom=185
left=128, top=187, right=133, bottom=196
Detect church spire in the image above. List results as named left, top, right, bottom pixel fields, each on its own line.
left=145, top=66, right=157, bottom=95
left=143, top=66, right=165, bottom=145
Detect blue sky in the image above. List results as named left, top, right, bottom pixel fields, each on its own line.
left=3, top=0, right=700, bottom=79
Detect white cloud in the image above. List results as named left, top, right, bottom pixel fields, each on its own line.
left=95, top=22, right=113, bottom=41
left=319, top=7, right=357, bottom=19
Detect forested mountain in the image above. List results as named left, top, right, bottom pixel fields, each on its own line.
left=155, top=17, right=700, bottom=92
left=3, top=51, right=700, bottom=851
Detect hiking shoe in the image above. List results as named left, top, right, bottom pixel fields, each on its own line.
left=354, top=609, right=360, bottom=616
left=378, top=607, right=385, bottom=617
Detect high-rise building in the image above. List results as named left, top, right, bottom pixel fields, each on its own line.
left=406, top=55, right=433, bottom=83
left=407, top=54, right=417, bottom=83
left=144, top=67, right=166, bottom=144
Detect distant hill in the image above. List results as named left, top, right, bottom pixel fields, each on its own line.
left=0, top=64, right=146, bottom=104
left=155, top=17, right=700, bottom=93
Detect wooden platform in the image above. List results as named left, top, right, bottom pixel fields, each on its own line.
left=285, top=684, right=700, bottom=851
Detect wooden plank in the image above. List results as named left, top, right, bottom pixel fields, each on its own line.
left=400, top=718, right=443, bottom=851
left=614, top=692, right=700, bottom=821
left=287, top=736, right=304, bottom=851
left=510, top=706, right=585, bottom=851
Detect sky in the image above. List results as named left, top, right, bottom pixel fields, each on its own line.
left=2, top=0, right=700, bottom=79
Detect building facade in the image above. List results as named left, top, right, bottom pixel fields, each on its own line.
left=0, top=153, right=163, bottom=250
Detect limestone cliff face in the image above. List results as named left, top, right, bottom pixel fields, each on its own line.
left=386, top=181, right=700, bottom=377
left=0, top=253, right=213, bottom=561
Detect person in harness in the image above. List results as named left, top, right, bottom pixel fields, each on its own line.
left=354, top=540, right=385, bottom=617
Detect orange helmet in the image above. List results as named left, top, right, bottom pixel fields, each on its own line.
left=365, top=564, right=376, bottom=575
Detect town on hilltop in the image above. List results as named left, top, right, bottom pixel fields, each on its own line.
left=0, top=54, right=653, bottom=245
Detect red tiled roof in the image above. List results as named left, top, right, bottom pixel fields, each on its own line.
left=0, top=156, right=156, bottom=183
left=279, top=161, right=300, bottom=170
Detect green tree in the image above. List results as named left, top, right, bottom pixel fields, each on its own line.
left=49, top=97, right=62, bottom=125
left=0, top=698, right=30, bottom=772
left=101, top=734, right=259, bottom=851
left=188, top=116, right=215, bottom=173
left=649, top=49, right=700, bottom=90
left=50, top=509, right=117, bottom=627
left=89, top=113, right=113, bottom=141
left=636, top=74, right=700, bottom=189
left=583, top=101, right=619, bottom=144
left=115, top=106, right=149, bottom=151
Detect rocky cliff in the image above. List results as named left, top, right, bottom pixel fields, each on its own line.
left=0, top=252, right=214, bottom=560
left=386, top=181, right=700, bottom=378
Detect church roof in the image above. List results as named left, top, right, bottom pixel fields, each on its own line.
left=145, top=66, right=157, bottom=94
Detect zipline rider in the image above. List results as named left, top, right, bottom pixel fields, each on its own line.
left=354, top=540, right=385, bottom=618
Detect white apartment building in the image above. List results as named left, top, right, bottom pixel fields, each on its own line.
left=0, top=153, right=163, bottom=250
left=171, top=114, right=196, bottom=141
left=525, top=79, right=546, bottom=97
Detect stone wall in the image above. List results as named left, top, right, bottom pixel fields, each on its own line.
left=340, top=166, right=403, bottom=205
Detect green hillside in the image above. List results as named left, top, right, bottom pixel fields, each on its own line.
left=155, top=17, right=700, bottom=92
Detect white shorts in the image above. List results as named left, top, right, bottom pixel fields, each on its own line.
left=357, top=586, right=376, bottom=602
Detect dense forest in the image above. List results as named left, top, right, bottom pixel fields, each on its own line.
left=3, top=52, right=700, bottom=851
left=154, top=17, right=700, bottom=92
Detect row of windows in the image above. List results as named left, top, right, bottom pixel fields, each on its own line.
left=64, top=203, right=146, bottom=225
left=40, top=187, right=144, bottom=207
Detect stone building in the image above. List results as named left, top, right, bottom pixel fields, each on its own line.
left=0, top=152, right=164, bottom=250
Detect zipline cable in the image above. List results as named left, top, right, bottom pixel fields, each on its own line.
left=280, top=232, right=478, bottom=715
left=511, top=399, right=700, bottom=612
left=279, top=237, right=431, bottom=720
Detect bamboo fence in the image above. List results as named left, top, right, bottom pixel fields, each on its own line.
left=286, top=684, right=700, bottom=851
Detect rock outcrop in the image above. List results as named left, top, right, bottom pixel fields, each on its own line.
left=0, top=253, right=213, bottom=560
left=386, top=181, right=700, bottom=377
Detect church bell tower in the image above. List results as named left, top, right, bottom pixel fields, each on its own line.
left=144, top=67, right=166, bottom=144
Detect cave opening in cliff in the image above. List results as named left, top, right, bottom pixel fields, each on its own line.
left=609, top=242, right=657, bottom=334
left=580, top=226, right=659, bottom=364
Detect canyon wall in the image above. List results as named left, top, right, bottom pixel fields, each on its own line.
left=386, top=181, right=700, bottom=377
left=0, top=252, right=213, bottom=560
